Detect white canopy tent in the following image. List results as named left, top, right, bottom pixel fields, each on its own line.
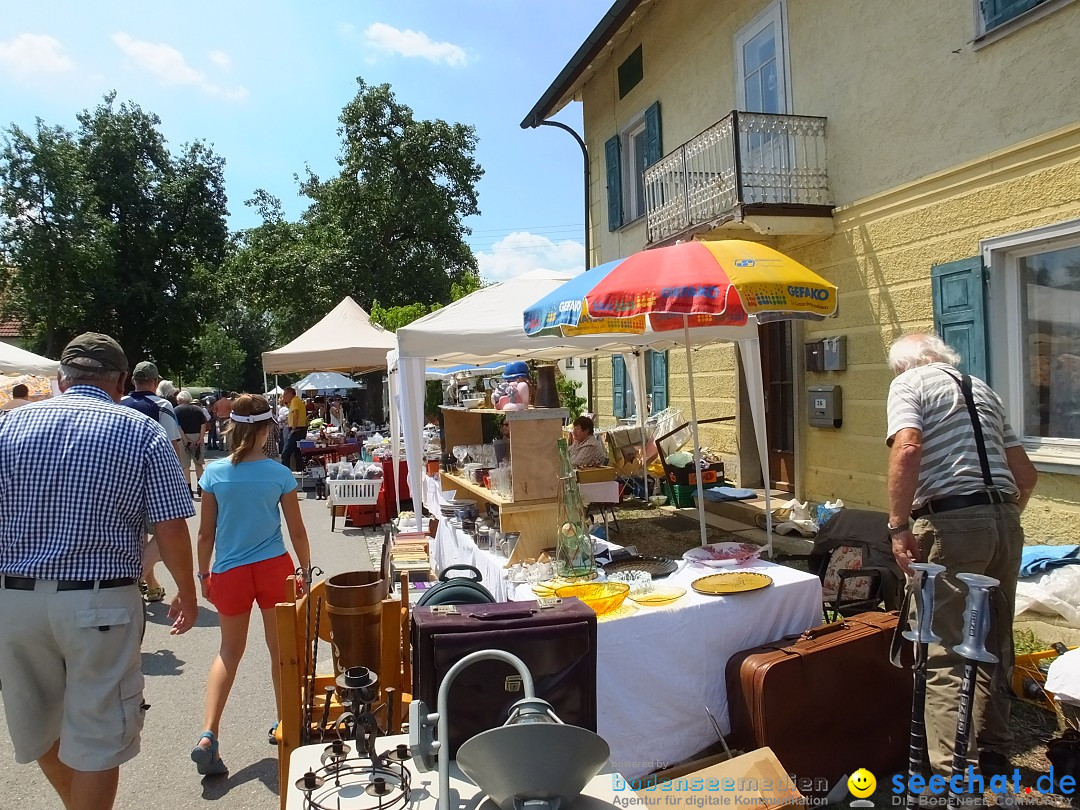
left=388, top=270, right=775, bottom=554
left=261, top=296, right=396, bottom=374
left=0, top=342, right=60, bottom=378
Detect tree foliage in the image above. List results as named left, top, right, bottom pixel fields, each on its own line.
left=0, top=93, right=229, bottom=368
left=231, top=78, right=483, bottom=345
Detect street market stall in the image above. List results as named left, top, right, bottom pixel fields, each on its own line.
left=261, top=296, right=396, bottom=374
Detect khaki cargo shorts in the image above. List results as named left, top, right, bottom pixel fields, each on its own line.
left=0, top=581, right=145, bottom=771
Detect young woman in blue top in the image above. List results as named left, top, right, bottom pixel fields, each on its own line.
left=190, top=394, right=311, bottom=776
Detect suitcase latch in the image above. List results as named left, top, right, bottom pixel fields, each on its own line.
left=430, top=605, right=459, bottom=614
left=504, top=675, right=524, bottom=693
left=536, top=596, right=562, bottom=610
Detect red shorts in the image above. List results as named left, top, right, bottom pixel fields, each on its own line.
left=207, top=553, right=296, bottom=617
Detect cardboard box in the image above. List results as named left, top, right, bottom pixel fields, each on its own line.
left=633, top=747, right=804, bottom=810
left=576, top=465, right=617, bottom=484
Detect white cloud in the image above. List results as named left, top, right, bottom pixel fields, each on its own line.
left=475, top=232, right=585, bottom=283
left=362, top=22, right=470, bottom=67
left=111, top=32, right=247, bottom=100
left=0, top=34, right=73, bottom=80
left=208, top=50, right=231, bottom=70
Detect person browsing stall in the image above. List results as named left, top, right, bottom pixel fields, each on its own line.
left=191, top=394, right=311, bottom=776
left=569, top=415, right=608, bottom=468
left=0, top=383, right=31, bottom=411
left=0, top=332, right=197, bottom=810
left=886, top=333, right=1037, bottom=779
left=280, top=386, right=308, bottom=472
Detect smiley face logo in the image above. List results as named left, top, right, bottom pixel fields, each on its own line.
left=848, top=768, right=877, bottom=798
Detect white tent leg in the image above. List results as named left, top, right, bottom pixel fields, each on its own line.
left=398, top=356, right=427, bottom=525
left=737, top=337, right=773, bottom=559
left=684, top=318, right=708, bottom=548
left=623, top=350, right=649, bottom=499
left=388, top=367, right=402, bottom=519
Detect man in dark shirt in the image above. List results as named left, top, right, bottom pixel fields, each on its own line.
left=175, top=390, right=209, bottom=495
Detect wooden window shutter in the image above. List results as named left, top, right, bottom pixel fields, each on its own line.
left=605, top=135, right=623, bottom=231
left=612, top=354, right=626, bottom=417
left=981, top=0, right=1045, bottom=30
left=644, top=101, right=662, bottom=168
left=649, top=349, right=668, bottom=412
left=931, top=256, right=989, bottom=382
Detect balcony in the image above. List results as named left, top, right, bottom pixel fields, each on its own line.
left=643, top=111, right=833, bottom=244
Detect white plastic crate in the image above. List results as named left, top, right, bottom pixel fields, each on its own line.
left=327, top=478, right=382, bottom=507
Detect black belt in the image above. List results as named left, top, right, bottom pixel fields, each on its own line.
left=0, top=576, right=137, bottom=592
left=912, top=491, right=1016, bottom=518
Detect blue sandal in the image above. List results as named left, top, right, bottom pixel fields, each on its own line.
left=190, top=731, right=228, bottom=776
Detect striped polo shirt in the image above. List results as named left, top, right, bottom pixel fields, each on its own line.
left=886, top=363, right=1020, bottom=509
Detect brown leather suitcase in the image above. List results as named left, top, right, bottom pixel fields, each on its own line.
left=411, top=598, right=597, bottom=757
left=725, top=611, right=912, bottom=791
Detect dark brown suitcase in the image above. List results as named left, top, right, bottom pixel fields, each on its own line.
left=725, top=611, right=912, bottom=791
left=411, top=598, right=597, bottom=757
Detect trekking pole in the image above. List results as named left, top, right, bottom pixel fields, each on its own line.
left=299, top=565, right=323, bottom=745
left=947, top=573, right=999, bottom=809
left=904, top=562, right=946, bottom=810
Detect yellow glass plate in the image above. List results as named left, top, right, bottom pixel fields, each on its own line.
left=628, top=586, right=687, bottom=607
left=531, top=571, right=599, bottom=596
left=691, top=572, right=773, bottom=595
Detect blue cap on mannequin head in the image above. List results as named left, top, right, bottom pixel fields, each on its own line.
left=502, top=361, right=529, bottom=379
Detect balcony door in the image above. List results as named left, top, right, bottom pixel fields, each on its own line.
left=736, top=1, right=794, bottom=204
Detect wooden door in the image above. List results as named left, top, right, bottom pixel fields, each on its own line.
left=760, top=321, right=795, bottom=492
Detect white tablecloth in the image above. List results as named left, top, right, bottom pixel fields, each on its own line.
left=428, top=516, right=823, bottom=780
left=430, top=518, right=510, bottom=602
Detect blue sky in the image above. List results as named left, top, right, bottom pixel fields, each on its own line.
left=0, top=1, right=611, bottom=283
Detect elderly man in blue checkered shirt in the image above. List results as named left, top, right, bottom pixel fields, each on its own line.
left=0, top=332, right=198, bottom=810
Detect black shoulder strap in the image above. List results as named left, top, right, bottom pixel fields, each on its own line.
left=942, top=369, right=994, bottom=490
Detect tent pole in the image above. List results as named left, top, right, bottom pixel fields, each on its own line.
left=684, top=318, right=708, bottom=547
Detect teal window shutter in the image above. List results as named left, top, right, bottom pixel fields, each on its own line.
left=643, top=101, right=662, bottom=168
left=612, top=355, right=626, bottom=417
left=981, top=0, right=1045, bottom=30
left=605, top=135, right=623, bottom=231
left=931, top=256, right=989, bottom=382
left=649, top=349, right=668, bottom=412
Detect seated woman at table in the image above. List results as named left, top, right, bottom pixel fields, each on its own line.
left=569, top=416, right=608, bottom=468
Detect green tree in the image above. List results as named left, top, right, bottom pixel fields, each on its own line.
left=0, top=93, right=229, bottom=366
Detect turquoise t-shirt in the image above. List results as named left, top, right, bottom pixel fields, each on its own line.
left=199, top=458, right=298, bottom=574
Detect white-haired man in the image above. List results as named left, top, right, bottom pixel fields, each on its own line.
left=0, top=332, right=197, bottom=810
left=886, top=332, right=1037, bottom=779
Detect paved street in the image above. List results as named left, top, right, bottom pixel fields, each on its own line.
left=0, top=478, right=384, bottom=810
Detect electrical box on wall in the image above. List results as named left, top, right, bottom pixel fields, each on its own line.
left=823, top=336, right=847, bottom=371
left=808, top=385, right=842, bottom=428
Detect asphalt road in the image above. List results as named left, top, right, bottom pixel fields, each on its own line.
left=0, top=480, right=385, bottom=810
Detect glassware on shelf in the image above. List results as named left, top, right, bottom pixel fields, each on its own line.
left=452, top=445, right=469, bottom=470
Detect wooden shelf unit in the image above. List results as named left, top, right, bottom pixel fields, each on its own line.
left=439, top=406, right=567, bottom=563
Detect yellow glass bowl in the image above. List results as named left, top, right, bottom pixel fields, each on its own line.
left=555, top=582, right=630, bottom=615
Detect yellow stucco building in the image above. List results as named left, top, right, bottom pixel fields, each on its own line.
left=524, top=0, right=1080, bottom=543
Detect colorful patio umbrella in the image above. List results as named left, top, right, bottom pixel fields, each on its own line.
left=522, top=239, right=839, bottom=553
left=523, top=240, right=837, bottom=337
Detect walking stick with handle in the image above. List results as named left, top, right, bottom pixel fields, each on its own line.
left=947, top=573, right=999, bottom=809
left=903, top=562, right=946, bottom=810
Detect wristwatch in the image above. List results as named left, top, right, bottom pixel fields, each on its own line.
left=887, top=522, right=909, bottom=536
left=197, top=572, right=211, bottom=581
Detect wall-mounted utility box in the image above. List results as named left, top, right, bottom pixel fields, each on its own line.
left=808, top=385, right=842, bottom=428
left=823, top=336, right=847, bottom=371
left=804, top=341, right=825, bottom=372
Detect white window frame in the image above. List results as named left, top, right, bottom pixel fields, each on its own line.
left=983, top=218, right=1080, bottom=474
left=735, top=0, right=792, bottom=115
left=973, top=0, right=1076, bottom=48
left=565, top=357, right=574, bottom=369
left=619, top=113, right=648, bottom=224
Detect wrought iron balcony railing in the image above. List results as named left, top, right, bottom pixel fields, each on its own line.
left=643, top=111, right=832, bottom=244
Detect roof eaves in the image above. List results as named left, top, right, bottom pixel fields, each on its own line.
left=520, top=0, right=645, bottom=129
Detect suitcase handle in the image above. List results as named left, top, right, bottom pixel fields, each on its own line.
left=467, top=609, right=537, bottom=621
left=801, top=620, right=847, bottom=640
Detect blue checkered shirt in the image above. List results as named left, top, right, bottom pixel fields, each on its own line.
left=0, top=385, right=195, bottom=579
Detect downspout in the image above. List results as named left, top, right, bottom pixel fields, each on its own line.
left=532, top=119, right=592, bottom=412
